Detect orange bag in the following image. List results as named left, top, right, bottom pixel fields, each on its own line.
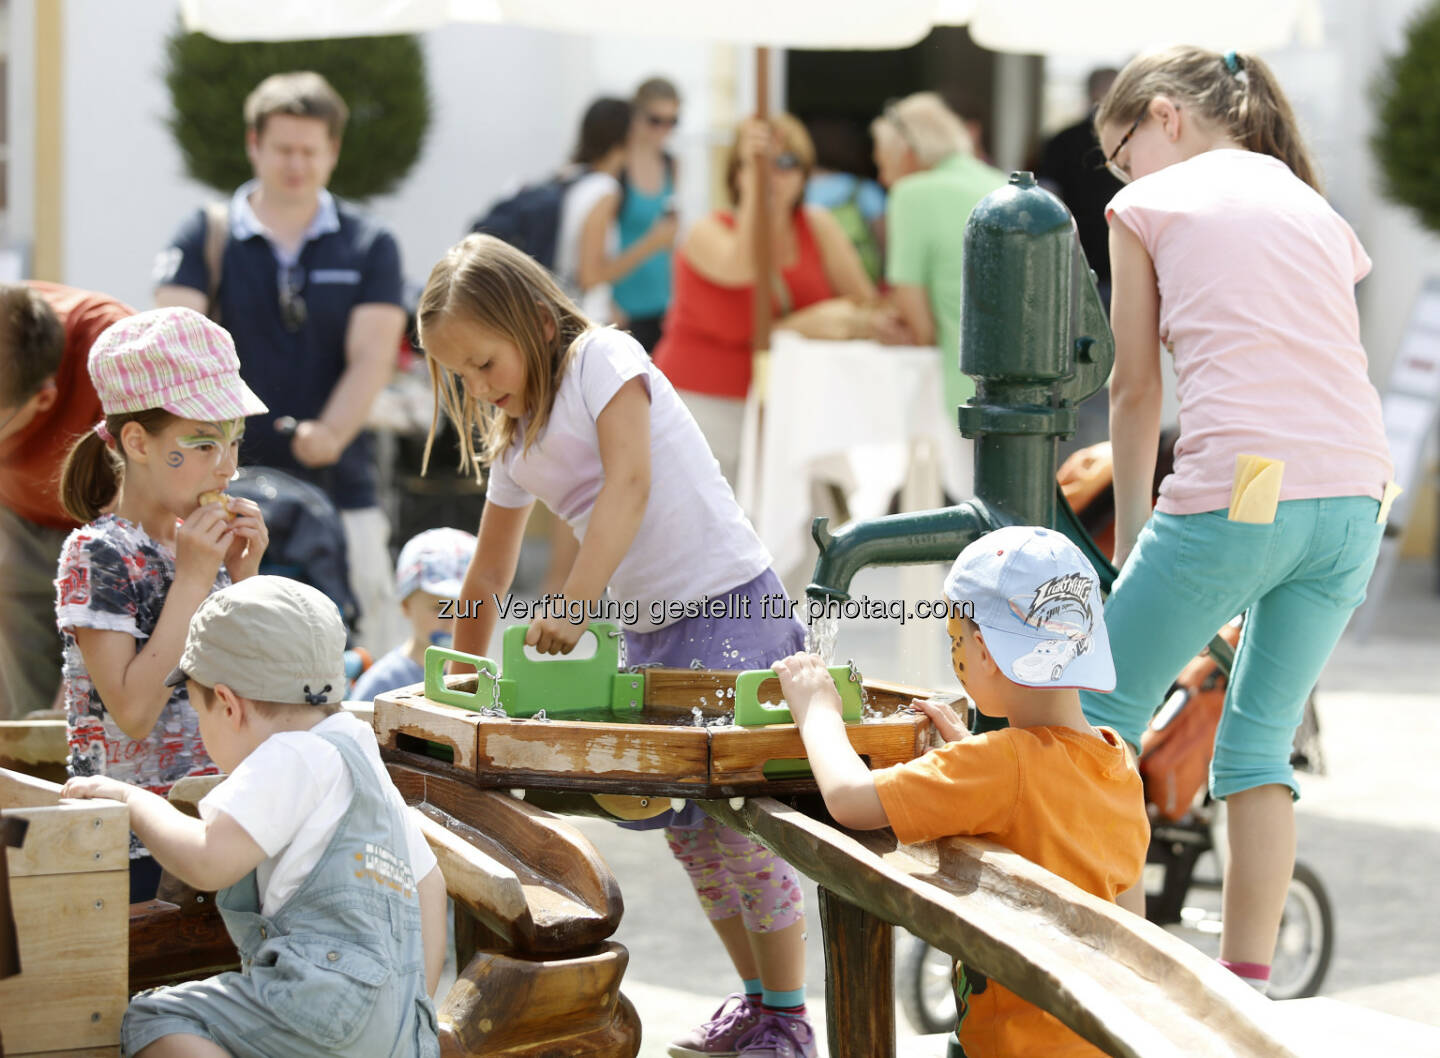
left=1138, top=623, right=1242, bottom=822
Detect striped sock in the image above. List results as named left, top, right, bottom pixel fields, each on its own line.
left=762, top=986, right=807, bottom=1018
left=742, top=978, right=763, bottom=1003
left=1219, top=959, right=1271, bottom=995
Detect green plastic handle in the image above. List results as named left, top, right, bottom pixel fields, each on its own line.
left=500, top=621, right=622, bottom=717
left=733, top=667, right=864, bottom=727
left=424, top=646, right=501, bottom=712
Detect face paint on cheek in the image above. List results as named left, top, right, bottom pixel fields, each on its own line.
left=165, top=451, right=184, bottom=468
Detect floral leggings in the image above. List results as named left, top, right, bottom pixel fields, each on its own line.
left=665, top=817, right=805, bottom=932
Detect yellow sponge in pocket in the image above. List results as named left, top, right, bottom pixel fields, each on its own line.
left=1228, top=455, right=1284, bottom=524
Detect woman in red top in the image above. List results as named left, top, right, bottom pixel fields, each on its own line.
left=654, top=115, right=895, bottom=485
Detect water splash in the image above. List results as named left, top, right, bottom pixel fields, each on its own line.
left=805, top=614, right=839, bottom=664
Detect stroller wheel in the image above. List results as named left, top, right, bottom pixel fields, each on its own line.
left=896, top=931, right=956, bottom=1036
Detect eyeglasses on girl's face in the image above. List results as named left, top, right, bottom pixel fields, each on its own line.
left=644, top=111, right=678, bottom=130
left=772, top=151, right=803, bottom=172
left=1105, top=113, right=1145, bottom=183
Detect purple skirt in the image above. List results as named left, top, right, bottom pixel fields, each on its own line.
left=619, top=567, right=806, bottom=830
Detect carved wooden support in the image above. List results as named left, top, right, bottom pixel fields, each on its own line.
left=702, top=797, right=1301, bottom=1058
left=389, top=765, right=623, bottom=955
left=438, top=942, right=639, bottom=1058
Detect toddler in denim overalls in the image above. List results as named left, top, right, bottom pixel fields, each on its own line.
left=63, top=575, right=445, bottom=1058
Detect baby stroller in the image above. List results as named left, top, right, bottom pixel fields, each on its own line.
left=897, top=441, right=1334, bottom=1034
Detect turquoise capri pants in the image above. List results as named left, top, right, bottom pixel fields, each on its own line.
left=1081, top=497, right=1383, bottom=800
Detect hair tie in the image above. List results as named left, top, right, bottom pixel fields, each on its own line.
left=93, top=419, right=114, bottom=445
left=1223, top=51, right=1242, bottom=74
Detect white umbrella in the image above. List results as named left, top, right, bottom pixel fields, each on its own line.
left=964, top=0, right=1323, bottom=55
left=181, top=0, right=948, bottom=47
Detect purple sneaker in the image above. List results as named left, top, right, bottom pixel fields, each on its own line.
left=736, top=1012, right=818, bottom=1058
left=668, top=994, right=764, bottom=1058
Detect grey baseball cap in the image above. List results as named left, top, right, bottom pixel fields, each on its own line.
left=165, top=575, right=347, bottom=706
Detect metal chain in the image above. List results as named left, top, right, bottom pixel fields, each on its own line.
left=478, top=662, right=506, bottom=717
left=607, top=625, right=628, bottom=671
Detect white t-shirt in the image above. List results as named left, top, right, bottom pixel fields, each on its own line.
left=555, top=170, right=619, bottom=322
left=486, top=328, right=771, bottom=627
left=200, top=710, right=437, bottom=918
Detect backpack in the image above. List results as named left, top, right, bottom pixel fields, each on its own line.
left=469, top=171, right=581, bottom=271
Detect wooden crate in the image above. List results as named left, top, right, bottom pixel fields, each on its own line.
left=375, top=669, right=943, bottom=797
left=1, top=768, right=127, bottom=1058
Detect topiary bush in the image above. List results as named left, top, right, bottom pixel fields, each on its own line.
left=1372, top=1, right=1440, bottom=232
left=165, top=28, right=431, bottom=201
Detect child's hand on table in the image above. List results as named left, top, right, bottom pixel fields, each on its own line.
left=910, top=695, right=970, bottom=743
left=61, top=775, right=133, bottom=803
left=771, top=652, right=843, bottom=728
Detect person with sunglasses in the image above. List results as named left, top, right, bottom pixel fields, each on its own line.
left=0, top=281, right=133, bottom=720
left=578, top=77, right=683, bottom=354
left=154, top=71, right=409, bottom=656
left=870, top=91, right=1007, bottom=502
left=653, top=114, right=897, bottom=489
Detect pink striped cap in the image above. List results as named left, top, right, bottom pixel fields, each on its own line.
left=88, top=307, right=268, bottom=421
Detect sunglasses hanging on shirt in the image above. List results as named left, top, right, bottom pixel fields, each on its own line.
left=279, top=265, right=308, bottom=333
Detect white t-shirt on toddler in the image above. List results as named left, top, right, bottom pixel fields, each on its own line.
left=200, top=710, right=437, bottom=919
left=486, top=328, right=772, bottom=628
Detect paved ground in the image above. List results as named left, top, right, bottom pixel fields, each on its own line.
left=450, top=547, right=1440, bottom=1056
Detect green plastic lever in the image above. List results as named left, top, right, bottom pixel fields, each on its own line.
left=423, top=646, right=502, bottom=712
left=499, top=621, right=623, bottom=718
left=733, top=667, right=864, bottom=727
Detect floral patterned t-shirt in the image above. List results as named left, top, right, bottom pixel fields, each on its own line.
left=56, top=514, right=227, bottom=855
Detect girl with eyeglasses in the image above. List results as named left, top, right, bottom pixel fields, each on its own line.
left=1084, top=46, right=1392, bottom=996
left=653, top=114, right=901, bottom=490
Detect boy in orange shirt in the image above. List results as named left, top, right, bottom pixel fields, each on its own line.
left=774, top=525, right=1149, bottom=1058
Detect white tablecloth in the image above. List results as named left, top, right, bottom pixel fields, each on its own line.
left=736, top=331, right=965, bottom=578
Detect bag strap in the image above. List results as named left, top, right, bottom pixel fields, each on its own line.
left=201, top=201, right=229, bottom=323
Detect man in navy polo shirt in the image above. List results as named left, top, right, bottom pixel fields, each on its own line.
left=154, top=71, right=406, bottom=653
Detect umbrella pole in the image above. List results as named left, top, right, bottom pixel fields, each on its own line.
left=752, top=46, right=774, bottom=352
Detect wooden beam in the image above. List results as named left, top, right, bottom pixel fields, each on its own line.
left=0, top=768, right=62, bottom=810
left=701, top=798, right=1301, bottom=1058
left=818, top=887, right=895, bottom=1058
left=0, top=721, right=68, bottom=784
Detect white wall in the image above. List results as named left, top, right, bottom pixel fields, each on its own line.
left=53, top=0, right=725, bottom=310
